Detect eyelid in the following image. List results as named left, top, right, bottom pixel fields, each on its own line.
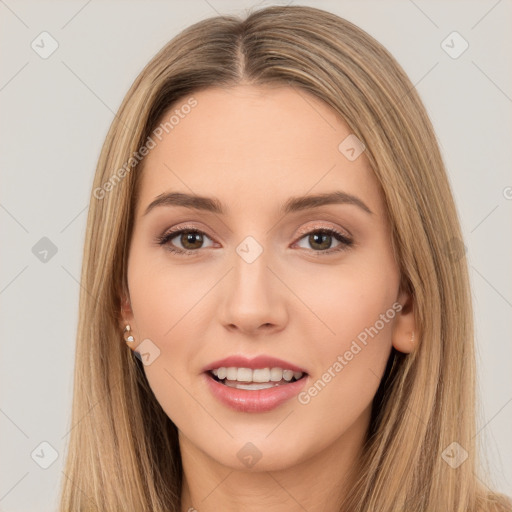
left=294, top=222, right=352, bottom=239
left=291, top=224, right=353, bottom=254
left=156, top=221, right=354, bottom=255
left=156, top=223, right=219, bottom=249
left=160, top=223, right=216, bottom=239
left=161, top=221, right=351, bottom=240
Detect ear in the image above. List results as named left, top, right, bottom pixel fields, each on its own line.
left=119, top=289, right=136, bottom=335
left=391, top=287, right=417, bottom=354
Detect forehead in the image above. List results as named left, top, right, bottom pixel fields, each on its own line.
left=135, top=85, right=384, bottom=218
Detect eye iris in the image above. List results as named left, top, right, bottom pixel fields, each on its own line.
left=310, top=232, right=331, bottom=250
left=181, top=231, right=203, bottom=250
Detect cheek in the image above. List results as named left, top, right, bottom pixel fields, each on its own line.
left=291, top=248, right=399, bottom=355
left=127, top=245, right=208, bottom=340
left=292, top=251, right=398, bottom=419
left=126, top=250, right=214, bottom=427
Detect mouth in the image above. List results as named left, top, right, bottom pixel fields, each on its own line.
left=202, top=356, right=309, bottom=412
left=207, top=366, right=307, bottom=390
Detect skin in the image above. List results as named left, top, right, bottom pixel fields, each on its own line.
left=120, top=84, right=416, bottom=512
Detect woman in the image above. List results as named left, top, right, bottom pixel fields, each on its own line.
left=58, top=5, right=511, bottom=511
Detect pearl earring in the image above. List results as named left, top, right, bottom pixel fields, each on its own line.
left=123, top=324, right=135, bottom=343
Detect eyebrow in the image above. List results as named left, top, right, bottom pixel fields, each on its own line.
left=143, top=190, right=373, bottom=216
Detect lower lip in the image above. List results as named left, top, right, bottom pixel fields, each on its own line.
left=203, top=372, right=308, bottom=413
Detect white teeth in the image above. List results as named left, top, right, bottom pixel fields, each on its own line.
left=224, top=381, right=279, bottom=390
left=283, top=369, right=294, bottom=382
left=226, top=367, right=238, bottom=380
left=270, top=367, right=283, bottom=382
left=209, top=366, right=304, bottom=384
left=253, top=368, right=270, bottom=382
left=237, top=368, right=252, bottom=382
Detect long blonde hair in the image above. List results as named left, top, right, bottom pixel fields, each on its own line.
left=58, top=5, right=510, bottom=511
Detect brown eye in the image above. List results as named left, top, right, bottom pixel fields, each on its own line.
left=308, top=232, right=333, bottom=251
left=295, top=228, right=353, bottom=254
left=177, top=231, right=204, bottom=250
left=157, top=228, right=215, bottom=255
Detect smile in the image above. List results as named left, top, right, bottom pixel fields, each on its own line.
left=204, top=367, right=308, bottom=413
left=209, top=366, right=304, bottom=390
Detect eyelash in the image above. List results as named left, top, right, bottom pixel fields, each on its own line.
left=155, top=224, right=353, bottom=257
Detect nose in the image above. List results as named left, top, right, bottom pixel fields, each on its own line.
left=217, top=247, right=288, bottom=336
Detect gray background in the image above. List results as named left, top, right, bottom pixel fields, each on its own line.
left=1, top=0, right=511, bottom=510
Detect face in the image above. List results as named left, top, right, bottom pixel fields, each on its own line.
left=122, top=85, right=414, bottom=472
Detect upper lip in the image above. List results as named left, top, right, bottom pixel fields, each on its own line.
left=203, top=355, right=308, bottom=374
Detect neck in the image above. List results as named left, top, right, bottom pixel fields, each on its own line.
left=179, top=407, right=370, bottom=512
